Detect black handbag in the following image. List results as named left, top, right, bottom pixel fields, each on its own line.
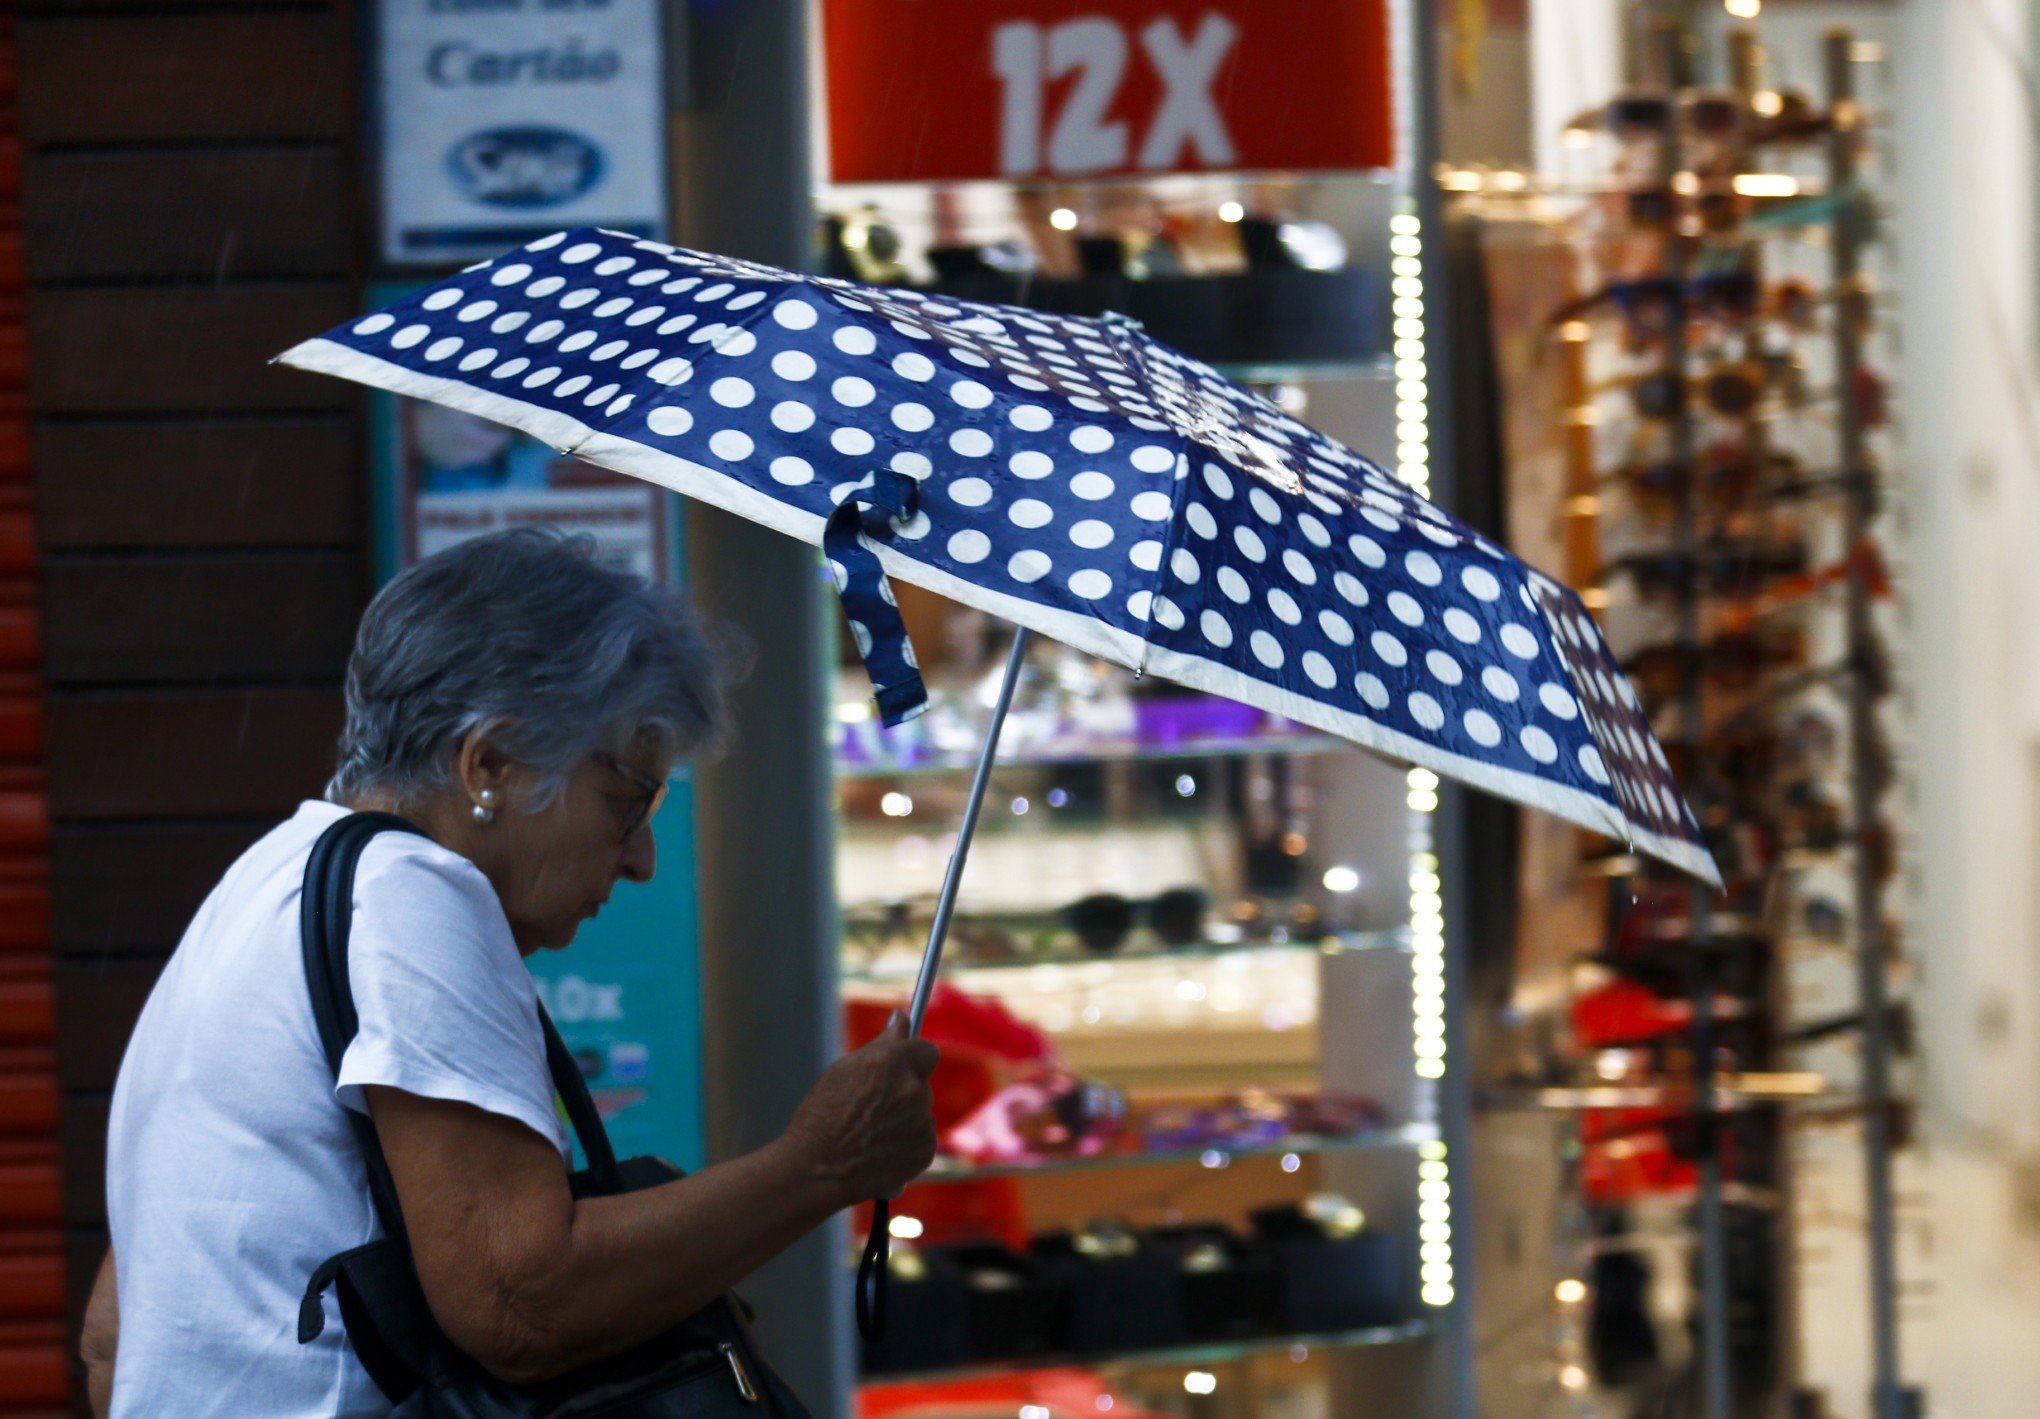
left=296, top=811, right=814, bottom=1418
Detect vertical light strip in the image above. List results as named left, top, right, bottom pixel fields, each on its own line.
left=1393, top=204, right=1453, bottom=1308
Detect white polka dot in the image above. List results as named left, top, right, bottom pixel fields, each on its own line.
left=606, top=395, right=634, bottom=417
left=1303, top=652, right=1337, bottom=688
left=1370, top=632, right=1408, bottom=667
left=1070, top=519, right=1113, bottom=550
left=726, top=291, right=766, bottom=311
left=491, top=357, right=529, bottom=379
left=1318, top=610, right=1354, bottom=645
left=490, top=261, right=535, bottom=285
left=891, top=402, right=933, bottom=432
left=554, top=375, right=590, bottom=397
left=649, top=358, right=693, bottom=386
left=1362, top=508, right=1399, bottom=533
left=711, top=377, right=754, bottom=408
left=558, top=331, right=597, bottom=354
left=391, top=324, right=430, bottom=349
left=771, top=400, right=814, bottom=432
left=1186, top=504, right=1218, bottom=539
left=1130, top=491, right=1172, bottom=521
left=1481, top=667, right=1520, bottom=702
left=769, top=457, right=813, bottom=486
left=1206, top=566, right=1244, bottom=603
left=1298, top=513, right=1331, bottom=548
left=1200, top=610, right=1234, bottom=648
left=1203, top=464, right=1235, bottom=499
left=1234, top=527, right=1267, bottom=562
left=1333, top=572, right=1367, bottom=607
left=831, top=427, right=875, bottom=456
left=1251, top=631, right=1284, bottom=668
left=1442, top=609, right=1482, bottom=643
left=772, top=350, right=816, bottom=381
left=1405, top=551, right=1442, bottom=585
left=1128, top=540, right=1163, bottom=572
left=1465, top=710, right=1502, bottom=747
left=773, top=301, right=818, bottom=330
left=458, top=348, right=497, bottom=371
left=709, top=430, right=753, bottom=461
left=891, top=452, right=931, bottom=480
left=1539, top=684, right=1579, bottom=720
left=1171, top=548, right=1203, bottom=584
left=951, top=380, right=993, bottom=409
left=522, top=366, right=560, bottom=388
left=1131, top=445, right=1175, bottom=473
left=949, top=478, right=992, bottom=507
left=1520, top=726, right=1558, bottom=763
left=490, top=311, right=531, bottom=334
left=625, top=307, right=663, bottom=328
left=562, top=243, right=602, bottom=263
left=561, top=290, right=599, bottom=311
left=354, top=313, right=395, bottom=335
left=591, top=339, right=629, bottom=362
left=833, top=377, right=875, bottom=407
left=1249, top=488, right=1283, bottom=524
left=1009, top=499, right=1052, bottom=529
left=1268, top=589, right=1302, bottom=625
left=1349, top=535, right=1386, bottom=568
left=1069, top=569, right=1112, bottom=600
left=1426, top=651, right=1463, bottom=686
left=712, top=329, right=758, bottom=358
left=1070, top=471, right=1114, bottom=501
left=1009, top=550, right=1052, bottom=583
left=1127, top=591, right=1154, bottom=621
left=526, top=233, right=566, bottom=251
left=657, top=314, right=697, bottom=336
left=525, top=319, right=564, bottom=344
left=526, top=276, right=565, bottom=298
left=834, top=327, right=877, bottom=356
left=1462, top=566, right=1502, bottom=601
left=593, top=256, right=637, bottom=277
left=456, top=300, right=497, bottom=323
left=1011, top=451, right=1053, bottom=479
left=1387, top=592, right=1424, bottom=627
left=1010, top=405, right=1052, bottom=432
left=1151, top=596, right=1185, bottom=631
left=1500, top=623, right=1540, bottom=659
left=641, top=403, right=691, bottom=440
left=1356, top=673, right=1390, bottom=709
left=424, top=336, right=462, bottom=361
left=594, top=297, right=633, bottom=319
left=950, top=428, right=993, bottom=458
left=694, top=282, right=733, bottom=302
left=947, top=530, right=991, bottom=563
left=1282, top=550, right=1318, bottom=585
left=1070, top=426, right=1113, bottom=454
left=1408, top=693, right=1445, bottom=731
left=1580, top=745, right=1611, bottom=784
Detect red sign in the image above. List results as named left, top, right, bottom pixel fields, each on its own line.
left=821, top=0, right=1395, bottom=184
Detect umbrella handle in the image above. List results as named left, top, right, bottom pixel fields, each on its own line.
left=855, top=626, right=1031, bottom=1345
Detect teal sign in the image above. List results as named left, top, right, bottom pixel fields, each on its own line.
left=368, top=281, right=705, bottom=1170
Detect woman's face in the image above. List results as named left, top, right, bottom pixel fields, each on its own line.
left=481, top=746, right=670, bottom=956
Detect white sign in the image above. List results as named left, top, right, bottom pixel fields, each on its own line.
left=376, top=0, right=667, bottom=267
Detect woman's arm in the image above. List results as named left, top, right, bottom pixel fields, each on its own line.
left=81, top=1247, right=117, bottom=1418
left=365, top=1015, right=937, bottom=1385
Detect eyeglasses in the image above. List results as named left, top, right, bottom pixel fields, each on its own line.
left=594, top=751, right=669, bottom=844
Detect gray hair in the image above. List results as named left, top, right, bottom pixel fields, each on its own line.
left=328, top=528, right=743, bottom=809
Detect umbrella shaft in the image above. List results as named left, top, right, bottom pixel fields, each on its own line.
left=905, top=628, right=1032, bottom=1035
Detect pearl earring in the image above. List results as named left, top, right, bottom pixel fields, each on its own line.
left=473, top=790, right=496, bottom=825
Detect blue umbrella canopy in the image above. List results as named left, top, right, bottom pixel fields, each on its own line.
left=278, top=226, right=1718, bottom=887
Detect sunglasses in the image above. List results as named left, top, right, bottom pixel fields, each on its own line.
left=594, top=751, right=669, bottom=844
left=1060, top=888, right=1209, bottom=954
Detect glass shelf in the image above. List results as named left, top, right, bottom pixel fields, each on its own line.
left=835, top=730, right=1353, bottom=781
left=860, top=1318, right=1434, bottom=1386
left=918, top=1121, right=1434, bottom=1184
left=841, top=929, right=1409, bottom=987
left=1215, top=355, right=1396, bottom=383
left=1480, top=1074, right=1845, bottom=1112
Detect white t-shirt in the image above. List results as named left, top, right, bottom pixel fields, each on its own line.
left=106, top=800, right=571, bottom=1418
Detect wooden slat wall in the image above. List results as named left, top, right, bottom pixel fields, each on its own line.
left=0, top=9, right=67, bottom=1414
left=17, top=0, right=365, bottom=1409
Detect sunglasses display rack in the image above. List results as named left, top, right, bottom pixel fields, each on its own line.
left=1446, top=20, right=1916, bottom=1419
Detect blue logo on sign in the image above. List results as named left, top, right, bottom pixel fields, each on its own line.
left=447, top=126, right=605, bottom=209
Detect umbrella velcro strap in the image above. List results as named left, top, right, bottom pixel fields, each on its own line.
left=825, top=470, right=928, bottom=728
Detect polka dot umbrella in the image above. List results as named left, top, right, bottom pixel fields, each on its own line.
left=278, top=225, right=1717, bottom=1328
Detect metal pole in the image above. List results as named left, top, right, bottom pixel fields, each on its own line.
left=1646, top=19, right=1734, bottom=1419
left=906, top=628, right=1031, bottom=1034
left=1824, top=29, right=1907, bottom=1419
left=671, top=3, right=848, bottom=1413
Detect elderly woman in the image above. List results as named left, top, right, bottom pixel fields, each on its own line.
left=81, top=529, right=939, bottom=1416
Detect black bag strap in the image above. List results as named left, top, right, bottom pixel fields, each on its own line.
left=301, top=811, right=627, bottom=1239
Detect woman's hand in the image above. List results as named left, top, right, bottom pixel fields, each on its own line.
left=783, top=1012, right=941, bottom=1206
